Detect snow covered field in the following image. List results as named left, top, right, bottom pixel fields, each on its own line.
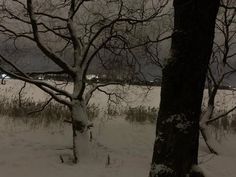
left=0, top=79, right=236, bottom=177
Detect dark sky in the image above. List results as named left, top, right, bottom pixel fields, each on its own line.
left=0, top=27, right=236, bottom=86
left=1, top=39, right=236, bottom=86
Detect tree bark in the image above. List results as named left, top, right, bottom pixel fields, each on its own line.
left=200, top=84, right=221, bottom=155
left=149, top=0, right=220, bottom=177
left=71, top=74, right=90, bottom=164
left=71, top=98, right=90, bottom=164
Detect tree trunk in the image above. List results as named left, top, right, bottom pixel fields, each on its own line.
left=149, top=0, right=220, bottom=177
left=71, top=99, right=90, bottom=163
left=200, top=85, right=221, bottom=155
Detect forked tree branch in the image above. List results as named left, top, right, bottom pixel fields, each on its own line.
left=27, top=0, right=75, bottom=76
left=0, top=56, right=72, bottom=107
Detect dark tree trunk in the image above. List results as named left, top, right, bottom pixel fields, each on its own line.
left=149, top=1, right=220, bottom=177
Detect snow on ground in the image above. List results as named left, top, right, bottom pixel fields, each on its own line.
left=0, top=117, right=155, bottom=177
left=1, top=79, right=236, bottom=111
left=0, top=80, right=161, bottom=108
left=0, top=79, right=236, bottom=177
left=1, top=116, right=236, bottom=177
left=199, top=135, right=236, bottom=177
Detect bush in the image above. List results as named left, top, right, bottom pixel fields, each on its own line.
left=0, top=95, right=99, bottom=126
left=87, top=103, right=99, bottom=121
left=231, top=118, right=236, bottom=132
left=124, top=106, right=158, bottom=123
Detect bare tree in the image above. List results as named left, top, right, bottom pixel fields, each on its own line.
left=149, top=0, right=220, bottom=177
left=200, top=0, right=236, bottom=155
left=0, top=0, right=170, bottom=163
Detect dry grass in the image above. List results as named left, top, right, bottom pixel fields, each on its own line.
left=0, top=95, right=99, bottom=127
left=124, top=106, right=158, bottom=123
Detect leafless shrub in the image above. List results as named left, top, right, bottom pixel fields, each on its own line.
left=124, top=106, right=158, bottom=123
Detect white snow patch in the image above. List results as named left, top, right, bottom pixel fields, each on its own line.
left=191, top=165, right=204, bottom=174
left=151, top=164, right=174, bottom=175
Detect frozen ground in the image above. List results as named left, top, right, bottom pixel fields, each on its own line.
left=0, top=117, right=155, bottom=177
left=1, top=80, right=236, bottom=111
left=0, top=117, right=236, bottom=177
left=0, top=80, right=236, bottom=177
